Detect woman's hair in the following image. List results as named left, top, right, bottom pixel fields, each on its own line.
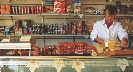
left=105, top=5, right=118, bottom=15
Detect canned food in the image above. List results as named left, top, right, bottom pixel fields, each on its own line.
left=18, top=6, right=21, bottom=14
left=31, top=6, right=34, bottom=14
left=21, top=7, right=24, bottom=14
left=15, top=6, right=18, bottom=14
left=27, top=6, right=30, bottom=14
left=12, top=6, right=15, bottom=14
left=38, top=5, right=42, bottom=13
left=34, top=6, right=37, bottom=14
left=24, top=6, right=27, bottom=14
left=36, top=6, right=39, bottom=13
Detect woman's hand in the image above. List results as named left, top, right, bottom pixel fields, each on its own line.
left=94, top=37, right=104, bottom=44
left=121, top=37, right=128, bottom=48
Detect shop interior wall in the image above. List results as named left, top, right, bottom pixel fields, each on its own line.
left=0, top=0, right=133, bottom=72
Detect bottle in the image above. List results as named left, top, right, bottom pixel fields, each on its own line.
left=48, top=24, right=50, bottom=34
left=64, top=19, right=68, bottom=25
left=19, top=28, right=22, bottom=35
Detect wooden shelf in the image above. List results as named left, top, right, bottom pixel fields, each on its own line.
left=0, top=14, right=133, bottom=17
left=0, top=34, right=132, bottom=37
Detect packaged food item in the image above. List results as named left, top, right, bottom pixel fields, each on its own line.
left=27, top=6, right=30, bottom=14
left=15, top=6, right=18, bottom=14
left=116, top=1, right=121, bottom=6
left=24, top=6, right=27, bottom=14
left=12, top=6, right=15, bottom=14
left=73, top=0, right=81, bottom=14
left=0, top=5, right=10, bottom=14
left=77, top=20, right=82, bottom=34
left=18, top=6, right=22, bottom=14
left=121, top=5, right=127, bottom=14
left=34, top=6, right=37, bottom=14
left=31, top=6, right=34, bottom=14
left=130, top=5, right=133, bottom=14
left=54, top=0, right=65, bottom=13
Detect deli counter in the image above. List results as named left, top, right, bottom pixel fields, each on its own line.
left=0, top=37, right=133, bottom=72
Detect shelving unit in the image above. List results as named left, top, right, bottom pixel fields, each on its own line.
left=0, top=0, right=132, bottom=45
left=0, top=0, right=133, bottom=45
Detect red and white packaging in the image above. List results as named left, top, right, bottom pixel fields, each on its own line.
left=54, top=0, right=65, bottom=14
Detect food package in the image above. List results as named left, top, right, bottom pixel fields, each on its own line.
left=0, top=5, right=10, bottom=14
left=54, top=0, right=65, bottom=13
left=85, top=20, right=96, bottom=34
left=104, top=40, right=117, bottom=47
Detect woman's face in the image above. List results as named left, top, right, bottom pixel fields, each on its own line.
left=105, top=14, right=115, bottom=23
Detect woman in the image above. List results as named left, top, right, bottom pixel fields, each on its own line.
left=90, top=6, right=128, bottom=47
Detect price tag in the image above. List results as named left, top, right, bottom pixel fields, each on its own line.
left=26, top=60, right=39, bottom=72
left=72, top=60, right=85, bottom=72
left=1, top=39, right=10, bottom=42
left=84, top=35, right=89, bottom=39
left=117, top=59, right=129, bottom=71
left=52, top=60, right=65, bottom=72
left=20, top=36, right=31, bottom=42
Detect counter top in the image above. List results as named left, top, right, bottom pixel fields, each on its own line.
left=0, top=56, right=133, bottom=59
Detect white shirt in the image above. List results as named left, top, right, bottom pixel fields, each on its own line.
left=90, top=18, right=128, bottom=41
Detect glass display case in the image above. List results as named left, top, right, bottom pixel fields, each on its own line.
left=0, top=56, right=133, bottom=72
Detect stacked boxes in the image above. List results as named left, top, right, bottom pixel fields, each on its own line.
left=54, top=0, right=65, bottom=13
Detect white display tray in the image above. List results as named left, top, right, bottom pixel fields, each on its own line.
left=0, top=43, right=31, bottom=49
